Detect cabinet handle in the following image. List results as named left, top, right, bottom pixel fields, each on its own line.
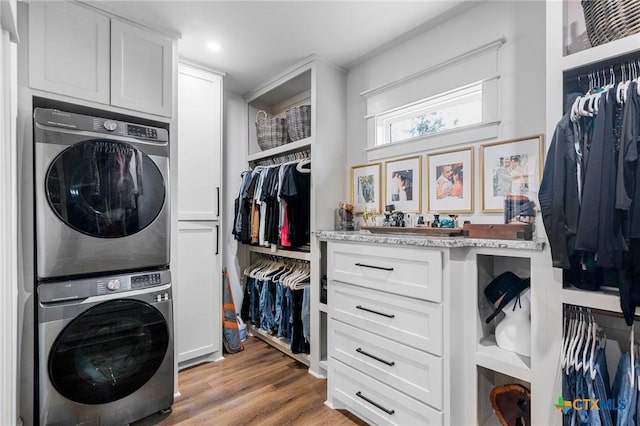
left=215, top=225, right=220, bottom=255
left=355, top=262, right=393, bottom=271
left=217, top=187, right=220, bottom=218
left=356, top=348, right=395, bottom=366
left=356, top=391, right=395, bottom=415
left=355, top=305, right=395, bottom=318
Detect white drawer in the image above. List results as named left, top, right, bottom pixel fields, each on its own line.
left=330, top=280, right=443, bottom=356
left=328, top=241, right=442, bottom=302
left=330, top=321, right=443, bottom=410
left=330, top=359, right=443, bottom=426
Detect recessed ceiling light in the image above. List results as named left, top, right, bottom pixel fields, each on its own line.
left=207, top=41, right=222, bottom=52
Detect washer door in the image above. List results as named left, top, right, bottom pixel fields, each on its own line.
left=46, top=139, right=165, bottom=238
left=48, top=299, right=169, bottom=405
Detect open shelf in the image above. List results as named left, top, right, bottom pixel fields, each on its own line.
left=247, top=137, right=312, bottom=163
left=247, top=244, right=311, bottom=261
left=475, top=335, right=531, bottom=383
left=561, top=286, right=629, bottom=314
left=561, top=33, right=640, bottom=72
left=477, top=366, right=530, bottom=426
left=248, top=324, right=310, bottom=367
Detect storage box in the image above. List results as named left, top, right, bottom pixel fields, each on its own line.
left=462, top=224, right=534, bottom=241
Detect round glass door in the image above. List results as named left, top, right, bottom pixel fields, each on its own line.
left=48, top=299, right=169, bottom=405
left=46, top=139, right=165, bottom=238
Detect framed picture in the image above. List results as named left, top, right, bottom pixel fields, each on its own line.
left=426, top=147, right=474, bottom=213
left=480, top=135, right=544, bottom=212
left=384, top=156, right=421, bottom=213
left=350, top=162, right=382, bottom=213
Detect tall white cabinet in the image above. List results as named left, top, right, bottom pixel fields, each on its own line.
left=242, top=56, right=346, bottom=376
left=176, top=63, right=224, bottom=368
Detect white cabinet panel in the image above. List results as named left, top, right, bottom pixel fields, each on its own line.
left=111, top=19, right=173, bottom=117
left=28, top=2, right=110, bottom=103
left=178, top=64, right=222, bottom=220
left=176, top=221, right=220, bottom=365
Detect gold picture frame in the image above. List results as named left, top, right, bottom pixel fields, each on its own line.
left=480, top=135, right=544, bottom=212
left=384, top=155, right=422, bottom=213
left=350, top=162, right=382, bottom=214
left=426, top=146, right=474, bottom=214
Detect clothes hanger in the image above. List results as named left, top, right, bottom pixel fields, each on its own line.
left=570, top=310, right=586, bottom=368
left=578, top=312, right=593, bottom=372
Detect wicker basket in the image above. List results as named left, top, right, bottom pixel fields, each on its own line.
left=255, top=110, right=288, bottom=151
left=582, top=0, right=640, bottom=47
left=286, top=105, right=311, bottom=142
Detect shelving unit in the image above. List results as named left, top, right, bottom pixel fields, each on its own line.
left=241, top=56, right=346, bottom=378
left=545, top=1, right=640, bottom=425
left=247, top=324, right=310, bottom=367
left=464, top=247, right=552, bottom=426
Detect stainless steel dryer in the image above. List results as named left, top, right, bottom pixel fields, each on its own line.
left=34, top=108, right=170, bottom=279
left=34, top=269, right=174, bottom=426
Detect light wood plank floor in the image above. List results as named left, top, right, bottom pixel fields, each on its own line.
left=133, top=337, right=368, bottom=426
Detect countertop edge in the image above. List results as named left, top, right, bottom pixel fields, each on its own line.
left=313, top=230, right=546, bottom=251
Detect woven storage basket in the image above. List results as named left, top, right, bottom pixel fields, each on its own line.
left=255, top=110, right=288, bottom=151
left=285, top=105, right=311, bottom=142
left=582, top=0, right=640, bottom=47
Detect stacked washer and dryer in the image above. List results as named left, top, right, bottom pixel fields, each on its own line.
left=22, top=107, right=175, bottom=425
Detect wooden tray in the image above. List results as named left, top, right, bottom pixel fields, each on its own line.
left=361, top=226, right=463, bottom=237
left=462, top=223, right=534, bottom=240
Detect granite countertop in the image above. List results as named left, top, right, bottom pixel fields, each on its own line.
left=314, top=230, right=546, bottom=251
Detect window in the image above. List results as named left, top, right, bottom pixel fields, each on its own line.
left=376, top=82, right=483, bottom=146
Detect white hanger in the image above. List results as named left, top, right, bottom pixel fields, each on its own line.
left=589, top=322, right=602, bottom=381
left=296, top=159, right=311, bottom=173
left=577, top=312, right=593, bottom=372
left=570, top=310, right=586, bottom=368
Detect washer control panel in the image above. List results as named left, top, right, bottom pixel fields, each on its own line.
left=131, top=272, right=163, bottom=289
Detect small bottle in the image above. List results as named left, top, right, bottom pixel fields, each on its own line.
left=431, top=213, right=440, bottom=228
left=406, top=214, right=412, bottom=228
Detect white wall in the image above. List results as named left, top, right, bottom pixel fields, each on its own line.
left=345, top=0, right=546, bottom=225
left=222, top=90, right=248, bottom=312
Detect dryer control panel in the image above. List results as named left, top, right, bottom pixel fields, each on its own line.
left=131, top=272, right=163, bottom=289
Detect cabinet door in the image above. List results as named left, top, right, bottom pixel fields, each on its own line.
left=111, top=19, right=174, bottom=117
left=176, top=221, right=221, bottom=365
left=178, top=64, right=222, bottom=220
left=29, top=2, right=110, bottom=103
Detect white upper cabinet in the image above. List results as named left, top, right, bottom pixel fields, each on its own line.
left=111, top=19, right=174, bottom=117
left=29, top=2, right=110, bottom=104
left=177, top=64, right=222, bottom=220
left=27, top=1, right=175, bottom=117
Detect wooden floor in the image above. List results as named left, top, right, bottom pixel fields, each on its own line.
left=133, top=337, right=368, bottom=426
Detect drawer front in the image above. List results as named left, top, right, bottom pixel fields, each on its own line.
left=330, top=360, right=443, bottom=426
left=328, top=242, right=442, bottom=302
left=330, top=281, right=443, bottom=356
left=331, top=321, right=443, bottom=410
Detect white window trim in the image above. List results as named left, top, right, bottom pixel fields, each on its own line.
left=361, top=38, right=505, bottom=162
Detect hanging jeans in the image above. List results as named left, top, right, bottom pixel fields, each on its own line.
left=563, top=366, right=577, bottom=426
left=302, top=285, right=311, bottom=343
left=274, top=283, right=284, bottom=336
left=247, top=277, right=261, bottom=328
left=612, top=352, right=637, bottom=426
left=591, top=348, right=613, bottom=426
left=259, top=279, right=276, bottom=334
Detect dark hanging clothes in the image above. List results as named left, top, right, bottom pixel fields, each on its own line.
left=280, top=164, right=311, bottom=247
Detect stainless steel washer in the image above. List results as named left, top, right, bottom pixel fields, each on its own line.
left=34, top=108, right=170, bottom=280
left=35, top=269, right=174, bottom=426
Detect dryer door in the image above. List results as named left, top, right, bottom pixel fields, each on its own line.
left=46, top=139, right=165, bottom=238
left=48, top=299, right=169, bottom=404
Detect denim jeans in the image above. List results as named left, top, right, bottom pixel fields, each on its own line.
left=563, top=366, right=577, bottom=426
left=592, top=348, right=613, bottom=426
left=282, top=287, right=293, bottom=339
left=259, top=279, right=276, bottom=334
left=302, top=286, right=311, bottom=343
left=274, top=283, right=284, bottom=336
left=612, top=352, right=637, bottom=426
left=247, top=277, right=261, bottom=327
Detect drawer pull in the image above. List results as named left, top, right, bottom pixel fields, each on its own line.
left=355, top=262, right=394, bottom=271
left=356, top=348, right=395, bottom=366
left=356, top=305, right=395, bottom=318
left=356, top=391, right=395, bottom=415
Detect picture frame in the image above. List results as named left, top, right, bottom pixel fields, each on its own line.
left=350, top=162, right=382, bottom=213
left=480, top=135, right=544, bottom=212
left=384, top=156, right=422, bottom=213
left=426, top=147, right=474, bottom=213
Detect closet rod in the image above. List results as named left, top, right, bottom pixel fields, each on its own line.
left=252, top=148, right=311, bottom=167
left=564, top=52, right=640, bottom=87
left=564, top=304, right=640, bottom=323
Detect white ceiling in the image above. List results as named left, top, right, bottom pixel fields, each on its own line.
left=91, top=1, right=472, bottom=94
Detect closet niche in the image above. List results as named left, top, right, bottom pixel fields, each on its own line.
left=236, top=56, right=346, bottom=376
